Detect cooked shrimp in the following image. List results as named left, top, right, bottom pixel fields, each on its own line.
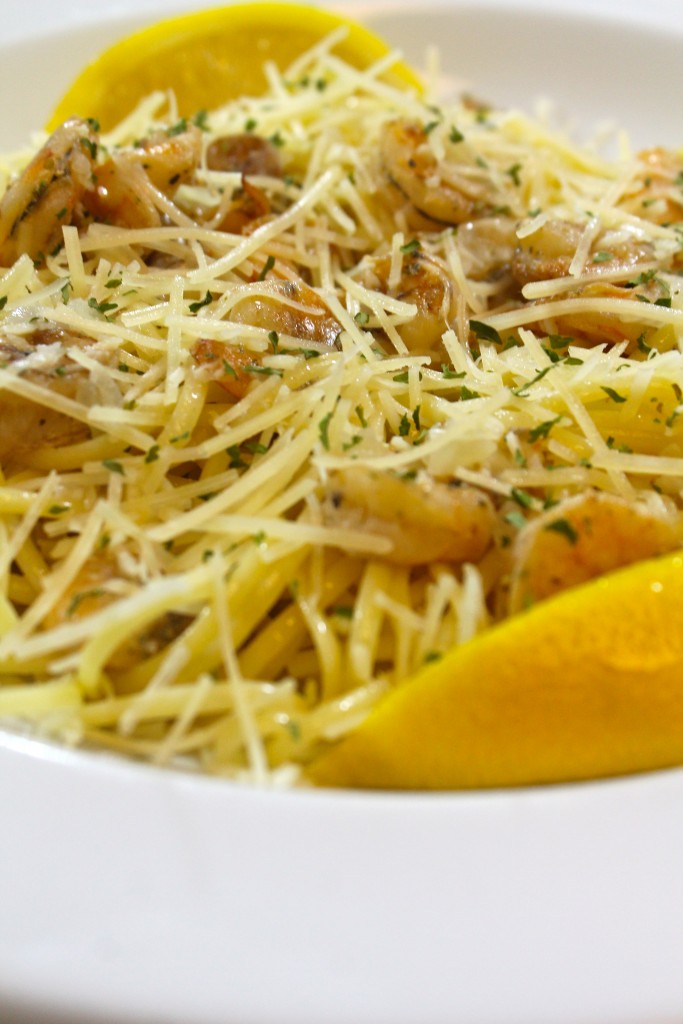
left=539, top=278, right=674, bottom=351
left=44, top=553, right=191, bottom=671
left=0, top=119, right=96, bottom=265
left=206, top=134, right=282, bottom=177
left=84, top=126, right=202, bottom=229
left=212, top=178, right=273, bottom=235
left=455, top=216, right=518, bottom=283
left=122, top=126, right=202, bottom=191
left=356, top=251, right=454, bottom=356
left=617, top=148, right=683, bottom=228
left=512, top=219, right=655, bottom=286
left=82, top=158, right=162, bottom=230
left=508, top=490, right=682, bottom=613
left=230, top=276, right=341, bottom=346
left=322, top=467, right=496, bottom=566
left=0, top=327, right=93, bottom=459
left=379, top=119, right=498, bottom=229
left=200, top=134, right=283, bottom=234
left=512, top=219, right=672, bottom=349
left=193, top=339, right=257, bottom=399
left=0, top=120, right=204, bottom=263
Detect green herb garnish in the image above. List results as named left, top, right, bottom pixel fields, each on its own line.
left=544, top=518, right=579, bottom=544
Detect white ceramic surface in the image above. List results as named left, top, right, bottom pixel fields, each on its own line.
left=1, top=3, right=683, bottom=1023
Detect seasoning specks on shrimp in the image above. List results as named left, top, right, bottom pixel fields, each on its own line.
left=0, top=40, right=681, bottom=784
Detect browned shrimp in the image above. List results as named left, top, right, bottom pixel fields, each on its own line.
left=206, top=134, right=282, bottom=177
left=230, top=275, right=341, bottom=346
left=82, top=159, right=162, bottom=230
left=617, top=148, right=683, bottom=227
left=123, top=127, right=202, bottom=191
left=539, top=279, right=674, bottom=351
left=512, top=219, right=655, bottom=286
left=379, top=120, right=498, bottom=229
left=83, top=126, right=202, bottom=229
left=0, top=120, right=96, bottom=265
left=192, top=339, right=256, bottom=399
left=321, top=467, right=496, bottom=566
left=455, top=216, right=518, bottom=283
left=508, top=490, right=682, bottom=613
left=0, top=326, right=93, bottom=459
left=199, top=134, right=284, bottom=234
left=213, top=178, right=273, bottom=235
left=0, top=119, right=204, bottom=263
left=356, top=251, right=454, bottom=357
left=44, top=553, right=192, bottom=671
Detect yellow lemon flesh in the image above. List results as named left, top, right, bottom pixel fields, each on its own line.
left=311, top=551, right=683, bottom=790
left=47, top=2, right=422, bottom=132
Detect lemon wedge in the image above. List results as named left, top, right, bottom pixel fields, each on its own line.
left=311, top=551, right=683, bottom=790
left=47, top=2, right=422, bottom=132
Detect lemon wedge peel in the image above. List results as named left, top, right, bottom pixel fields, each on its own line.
left=311, top=551, right=683, bottom=790
left=47, top=2, right=423, bottom=132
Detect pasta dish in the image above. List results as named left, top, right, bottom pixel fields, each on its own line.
left=0, top=34, right=681, bottom=785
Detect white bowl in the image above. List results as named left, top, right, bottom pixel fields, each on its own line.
left=1, top=3, right=682, bottom=1023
